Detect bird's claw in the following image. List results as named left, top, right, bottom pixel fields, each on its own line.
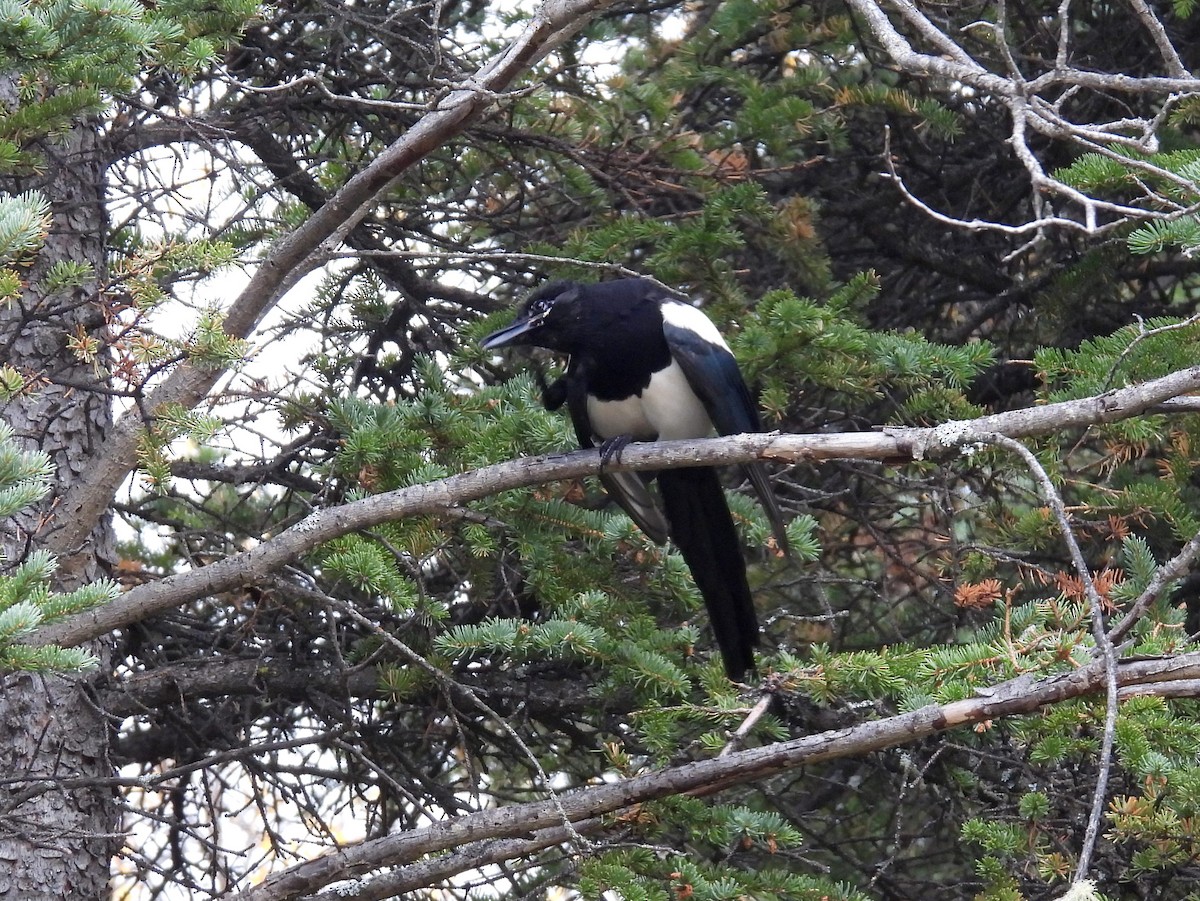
left=598, top=435, right=634, bottom=468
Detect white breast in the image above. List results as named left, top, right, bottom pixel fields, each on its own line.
left=587, top=359, right=714, bottom=441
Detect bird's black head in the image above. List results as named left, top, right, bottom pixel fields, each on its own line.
left=480, top=281, right=583, bottom=354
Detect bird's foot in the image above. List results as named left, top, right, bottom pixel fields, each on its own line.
left=533, top=365, right=567, bottom=411
left=598, top=434, right=634, bottom=468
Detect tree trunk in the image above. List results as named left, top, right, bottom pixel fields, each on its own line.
left=0, top=117, right=117, bottom=899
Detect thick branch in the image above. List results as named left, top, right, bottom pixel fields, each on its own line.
left=104, top=658, right=381, bottom=720
left=233, top=652, right=1200, bottom=901
left=26, top=363, right=1200, bottom=649
left=45, top=0, right=614, bottom=559
left=842, top=0, right=1012, bottom=93
left=307, top=819, right=606, bottom=901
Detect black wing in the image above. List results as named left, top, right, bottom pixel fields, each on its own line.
left=663, top=317, right=790, bottom=555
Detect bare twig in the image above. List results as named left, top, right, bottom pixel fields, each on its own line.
left=1102, top=312, right=1200, bottom=390
left=880, top=127, right=1100, bottom=237
left=1125, top=0, right=1188, bottom=78
left=719, top=691, right=775, bottom=757
left=1054, top=0, right=1073, bottom=70
left=974, top=433, right=1117, bottom=883
left=318, top=590, right=595, bottom=857
left=846, top=0, right=1200, bottom=239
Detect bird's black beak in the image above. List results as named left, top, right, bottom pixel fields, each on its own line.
left=481, top=312, right=543, bottom=350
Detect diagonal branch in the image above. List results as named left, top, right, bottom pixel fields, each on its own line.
left=306, top=818, right=606, bottom=901
left=1107, top=528, right=1200, bottom=645
left=232, top=652, right=1200, bottom=901
left=45, top=0, right=615, bottom=560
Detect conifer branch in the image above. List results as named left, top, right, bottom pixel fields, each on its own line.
left=24, top=363, right=1200, bottom=649
left=1108, top=529, right=1200, bottom=645
left=233, top=652, right=1200, bottom=901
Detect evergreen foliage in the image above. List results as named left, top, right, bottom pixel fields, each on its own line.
left=8, top=0, right=1200, bottom=898
left=0, top=190, right=49, bottom=302
left=0, top=424, right=115, bottom=671
left=0, top=0, right=255, bottom=171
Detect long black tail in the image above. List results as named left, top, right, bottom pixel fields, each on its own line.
left=657, top=467, right=757, bottom=680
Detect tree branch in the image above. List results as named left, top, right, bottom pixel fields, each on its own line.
left=306, top=819, right=606, bottom=901
left=976, top=433, right=1118, bottom=884
left=232, top=652, right=1200, bottom=901
left=844, top=0, right=1200, bottom=238
left=1108, top=527, right=1200, bottom=645
left=26, top=363, right=1200, bottom=649
left=103, top=656, right=608, bottom=722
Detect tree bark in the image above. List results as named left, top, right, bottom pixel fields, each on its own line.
left=0, top=119, right=116, bottom=898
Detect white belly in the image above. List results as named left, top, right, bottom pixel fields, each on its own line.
left=587, top=360, right=714, bottom=441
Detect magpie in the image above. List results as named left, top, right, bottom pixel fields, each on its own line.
left=482, top=278, right=788, bottom=680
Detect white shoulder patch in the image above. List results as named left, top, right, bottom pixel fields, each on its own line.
left=660, top=300, right=730, bottom=350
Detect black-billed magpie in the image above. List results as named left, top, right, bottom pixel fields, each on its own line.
left=482, top=278, right=788, bottom=680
